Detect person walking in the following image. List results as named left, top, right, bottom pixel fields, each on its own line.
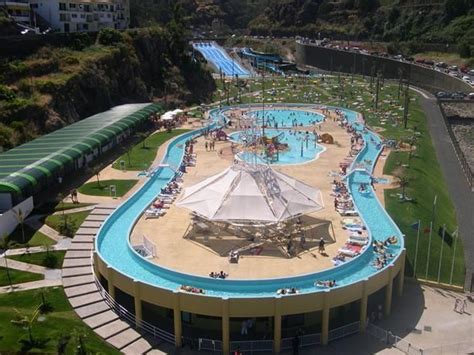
left=319, top=237, right=326, bottom=254
left=205, top=141, right=208, bottom=151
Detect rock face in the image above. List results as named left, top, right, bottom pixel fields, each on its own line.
left=0, top=28, right=216, bottom=148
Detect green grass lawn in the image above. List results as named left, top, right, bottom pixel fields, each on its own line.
left=112, top=129, right=189, bottom=171
left=7, top=251, right=66, bottom=269
left=78, top=179, right=138, bottom=197
left=233, top=75, right=464, bottom=285
left=7, top=225, right=55, bottom=248
left=0, top=267, right=44, bottom=287
left=0, top=287, right=121, bottom=354
left=382, top=99, right=464, bottom=285
left=44, top=211, right=90, bottom=236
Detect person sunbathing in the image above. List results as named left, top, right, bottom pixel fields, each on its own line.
left=315, top=280, right=337, bottom=288
left=153, top=200, right=165, bottom=209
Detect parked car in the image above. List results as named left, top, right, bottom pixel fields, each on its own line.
left=436, top=91, right=448, bottom=98
left=468, top=70, right=474, bottom=76
left=435, top=62, right=448, bottom=68
left=450, top=92, right=465, bottom=100
left=468, top=93, right=474, bottom=100
left=425, top=60, right=435, bottom=66
left=462, top=76, right=471, bottom=81
left=448, top=65, right=458, bottom=71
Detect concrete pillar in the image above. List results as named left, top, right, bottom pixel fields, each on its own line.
left=222, top=298, right=230, bottom=355
left=359, top=279, right=368, bottom=333
left=133, top=280, right=142, bottom=328
left=106, top=266, right=115, bottom=299
left=398, top=249, right=406, bottom=297
left=173, top=291, right=182, bottom=348
left=385, top=265, right=394, bottom=317
left=321, top=290, right=330, bottom=345
left=273, top=296, right=282, bottom=353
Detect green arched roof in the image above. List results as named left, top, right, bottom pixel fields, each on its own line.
left=0, top=103, right=162, bottom=196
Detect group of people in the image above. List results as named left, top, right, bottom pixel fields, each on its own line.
left=372, top=240, right=396, bottom=269
left=315, top=280, right=337, bottom=288
left=204, top=140, right=216, bottom=151
left=180, top=285, right=205, bottom=294
left=209, top=271, right=228, bottom=279
left=276, top=287, right=299, bottom=295
left=333, top=181, right=355, bottom=213
left=161, top=181, right=181, bottom=196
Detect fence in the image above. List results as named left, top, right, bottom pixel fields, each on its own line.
left=230, top=340, right=274, bottom=353
left=438, top=103, right=473, bottom=190
left=95, top=279, right=176, bottom=345
left=328, top=321, right=360, bottom=342
left=367, top=323, right=423, bottom=355
left=198, top=338, right=223, bottom=352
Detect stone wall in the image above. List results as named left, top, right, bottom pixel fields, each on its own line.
left=296, top=43, right=472, bottom=94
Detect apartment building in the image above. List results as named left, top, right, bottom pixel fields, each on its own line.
left=1, top=0, right=32, bottom=25
left=29, top=0, right=129, bottom=32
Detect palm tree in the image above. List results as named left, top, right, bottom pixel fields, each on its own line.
left=136, top=132, right=148, bottom=149
left=11, top=305, right=41, bottom=346
left=395, top=173, right=410, bottom=200
left=14, top=208, right=25, bottom=244
left=88, top=165, right=102, bottom=188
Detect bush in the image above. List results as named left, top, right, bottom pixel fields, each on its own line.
left=97, top=28, right=124, bottom=46
left=458, top=41, right=471, bottom=58
left=43, top=253, right=58, bottom=268
left=0, top=85, right=16, bottom=101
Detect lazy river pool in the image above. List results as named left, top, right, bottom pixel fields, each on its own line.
left=95, top=105, right=403, bottom=298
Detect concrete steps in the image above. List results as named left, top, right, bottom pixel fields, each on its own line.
left=62, top=205, right=156, bottom=354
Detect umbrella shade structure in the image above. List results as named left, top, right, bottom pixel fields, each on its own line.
left=176, top=162, right=324, bottom=224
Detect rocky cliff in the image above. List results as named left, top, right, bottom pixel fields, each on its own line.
left=0, top=27, right=215, bottom=149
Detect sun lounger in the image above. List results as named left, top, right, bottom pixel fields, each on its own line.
left=144, top=209, right=166, bottom=219
left=337, top=209, right=358, bottom=216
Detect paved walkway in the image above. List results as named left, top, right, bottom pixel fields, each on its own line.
left=52, top=205, right=97, bottom=215
left=25, top=215, right=62, bottom=242
left=62, top=205, right=157, bottom=354
left=419, top=94, right=474, bottom=290
left=0, top=279, right=62, bottom=294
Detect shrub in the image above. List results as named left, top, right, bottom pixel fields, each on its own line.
left=43, top=253, right=58, bottom=268
left=97, top=28, right=124, bottom=46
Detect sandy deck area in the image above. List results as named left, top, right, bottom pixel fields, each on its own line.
left=131, top=110, right=367, bottom=279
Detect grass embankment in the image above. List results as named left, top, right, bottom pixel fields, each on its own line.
left=44, top=211, right=90, bottom=237
left=0, top=288, right=120, bottom=354
left=7, top=226, right=55, bottom=248
left=78, top=179, right=138, bottom=197
left=34, top=202, right=93, bottom=215
left=234, top=75, right=464, bottom=285
left=8, top=251, right=66, bottom=269
left=0, top=267, right=44, bottom=287
left=112, top=129, right=190, bottom=171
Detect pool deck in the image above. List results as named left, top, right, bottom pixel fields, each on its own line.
left=130, top=112, right=383, bottom=279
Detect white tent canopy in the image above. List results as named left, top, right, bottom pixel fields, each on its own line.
left=176, top=162, right=324, bottom=224
left=161, top=109, right=184, bottom=121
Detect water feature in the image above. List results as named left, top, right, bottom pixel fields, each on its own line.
left=96, top=105, right=403, bottom=298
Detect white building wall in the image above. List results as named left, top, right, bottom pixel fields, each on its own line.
left=0, top=197, right=34, bottom=238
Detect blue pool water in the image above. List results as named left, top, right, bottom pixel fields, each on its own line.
left=229, top=129, right=325, bottom=165
left=193, top=42, right=250, bottom=77
left=96, top=105, right=403, bottom=298
left=251, top=109, right=324, bottom=128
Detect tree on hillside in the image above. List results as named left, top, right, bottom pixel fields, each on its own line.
left=88, top=165, right=102, bottom=188
left=394, top=170, right=410, bottom=200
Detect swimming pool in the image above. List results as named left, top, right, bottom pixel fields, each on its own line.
left=95, top=105, right=403, bottom=298
left=229, top=129, right=325, bottom=165
left=251, top=109, right=324, bottom=128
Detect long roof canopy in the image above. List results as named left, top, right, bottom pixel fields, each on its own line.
left=176, top=161, right=324, bottom=224
left=0, top=103, right=161, bottom=195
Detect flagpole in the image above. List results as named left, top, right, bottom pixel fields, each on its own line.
left=425, top=221, right=433, bottom=280
left=413, top=220, right=421, bottom=278
left=449, top=227, right=459, bottom=285
left=437, top=224, right=446, bottom=283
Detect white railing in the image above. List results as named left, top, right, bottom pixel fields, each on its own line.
left=95, top=279, right=176, bottom=345
left=230, top=340, right=274, bottom=353
left=367, top=323, right=423, bottom=355
left=281, top=332, right=323, bottom=350
left=328, top=321, right=360, bottom=342
left=198, top=338, right=223, bottom=352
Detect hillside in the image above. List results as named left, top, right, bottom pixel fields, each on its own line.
left=0, top=27, right=215, bottom=149
left=129, top=0, right=473, bottom=54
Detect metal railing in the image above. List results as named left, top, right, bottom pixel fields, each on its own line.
left=198, top=338, right=223, bottom=352
left=367, top=323, right=423, bottom=355
left=95, top=279, right=176, bottom=345
left=230, top=340, right=274, bottom=353
left=328, top=321, right=360, bottom=341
